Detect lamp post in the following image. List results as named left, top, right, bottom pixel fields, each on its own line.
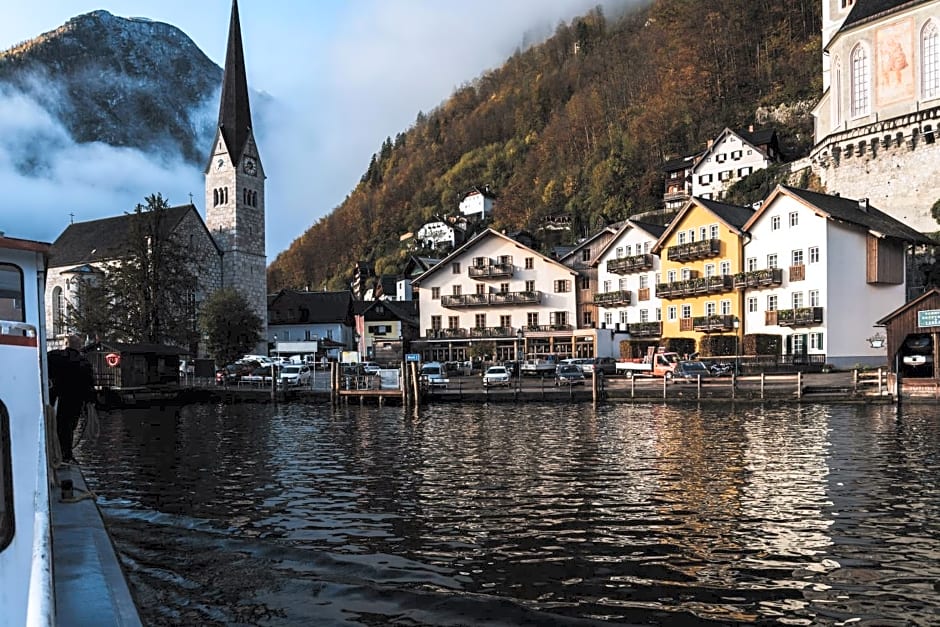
left=732, top=319, right=740, bottom=374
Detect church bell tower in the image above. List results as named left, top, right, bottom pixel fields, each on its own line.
left=205, top=0, right=267, bottom=334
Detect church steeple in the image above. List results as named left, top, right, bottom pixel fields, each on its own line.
left=204, top=0, right=267, bottom=344
left=216, top=0, right=252, bottom=165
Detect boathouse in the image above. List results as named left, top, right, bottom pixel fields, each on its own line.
left=876, top=287, right=940, bottom=379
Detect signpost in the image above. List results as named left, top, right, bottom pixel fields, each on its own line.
left=917, top=309, right=940, bottom=327
left=405, top=353, right=421, bottom=363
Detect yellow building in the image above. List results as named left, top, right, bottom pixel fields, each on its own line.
left=652, top=198, right=754, bottom=351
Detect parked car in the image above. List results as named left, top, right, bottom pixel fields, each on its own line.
left=216, top=362, right=255, bottom=385
left=242, top=366, right=276, bottom=384
left=709, top=361, right=735, bottom=377
left=482, top=365, right=511, bottom=387
left=419, top=362, right=448, bottom=388
left=279, top=364, right=312, bottom=387
left=592, top=357, right=618, bottom=376
left=554, top=364, right=585, bottom=386
left=360, top=362, right=382, bottom=375
left=671, top=360, right=714, bottom=383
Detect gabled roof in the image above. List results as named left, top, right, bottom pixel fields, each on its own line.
left=745, top=185, right=935, bottom=245
left=690, top=127, right=776, bottom=173
left=359, top=299, right=418, bottom=323
left=877, top=287, right=940, bottom=325
left=652, top=197, right=754, bottom=254
left=214, top=0, right=253, bottom=166
left=663, top=153, right=702, bottom=173
left=461, top=186, right=496, bottom=200
left=559, top=222, right=624, bottom=265
left=267, top=290, right=354, bottom=325
left=49, top=204, right=215, bottom=267
left=841, top=1, right=928, bottom=32
left=593, top=219, right=668, bottom=265
left=412, top=228, right=575, bottom=286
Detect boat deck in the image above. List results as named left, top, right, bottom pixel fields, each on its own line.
left=51, top=464, right=142, bottom=627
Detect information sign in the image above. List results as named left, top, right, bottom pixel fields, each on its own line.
left=917, top=309, right=940, bottom=327
left=405, top=353, right=421, bottom=362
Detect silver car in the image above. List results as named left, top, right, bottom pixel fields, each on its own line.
left=482, top=365, right=511, bottom=387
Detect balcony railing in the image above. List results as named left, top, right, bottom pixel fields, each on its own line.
left=469, top=326, right=516, bottom=338
left=607, top=254, right=654, bottom=275
left=593, top=290, right=632, bottom=306
left=525, top=324, right=573, bottom=333
left=666, top=238, right=721, bottom=261
left=732, top=268, right=783, bottom=289
left=627, top=321, right=662, bottom=337
left=468, top=262, right=514, bottom=279
left=654, top=275, right=734, bottom=299
left=425, top=327, right=469, bottom=339
left=441, top=290, right=542, bottom=308
left=775, top=307, right=824, bottom=327
left=692, top=314, right=737, bottom=332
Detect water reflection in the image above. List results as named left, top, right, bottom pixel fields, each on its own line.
left=77, top=402, right=940, bottom=625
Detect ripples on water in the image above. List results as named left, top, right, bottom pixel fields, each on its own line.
left=76, top=401, right=940, bottom=626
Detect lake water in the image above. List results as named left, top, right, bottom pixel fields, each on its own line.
left=76, top=401, right=940, bottom=626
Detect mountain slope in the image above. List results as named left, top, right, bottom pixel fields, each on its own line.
left=267, top=0, right=822, bottom=292
left=0, top=10, right=221, bottom=168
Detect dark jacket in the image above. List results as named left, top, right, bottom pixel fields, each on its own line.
left=48, top=348, right=96, bottom=405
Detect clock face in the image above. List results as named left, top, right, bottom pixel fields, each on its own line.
left=243, top=157, right=257, bottom=176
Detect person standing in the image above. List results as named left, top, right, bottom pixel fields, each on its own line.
left=47, top=334, right=96, bottom=463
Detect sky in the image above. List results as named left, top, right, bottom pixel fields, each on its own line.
left=0, top=0, right=632, bottom=257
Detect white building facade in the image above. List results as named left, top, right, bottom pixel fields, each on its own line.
left=690, top=128, right=777, bottom=200
left=593, top=220, right=666, bottom=344
left=412, top=229, right=580, bottom=363
left=741, top=185, right=928, bottom=368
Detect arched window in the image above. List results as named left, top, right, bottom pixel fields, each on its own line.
left=252, top=191, right=258, bottom=207
left=213, top=188, right=219, bottom=206
left=851, top=44, right=870, bottom=117
left=223, top=187, right=228, bottom=204
left=923, top=21, right=940, bottom=100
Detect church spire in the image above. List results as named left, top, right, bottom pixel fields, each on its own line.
left=217, top=0, right=252, bottom=165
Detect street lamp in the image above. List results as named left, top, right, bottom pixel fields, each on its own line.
left=732, top=319, right=740, bottom=374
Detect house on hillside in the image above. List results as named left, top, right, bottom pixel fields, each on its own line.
left=412, top=228, right=591, bottom=363
left=267, top=290, right=356, bottom=360
left=593, top=219, right=667, bottom=355
left=653, top=197, right=754, bottom=353
left=663, top=153, right=701, bottom=210
left=741, top=185, right=934, bottom=369
left=458, top=186, right=496, bottom=220
left=690, top=126, right=782, bottom=200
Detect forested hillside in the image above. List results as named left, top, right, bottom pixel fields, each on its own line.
left=267, top=0, right=821, bottom=292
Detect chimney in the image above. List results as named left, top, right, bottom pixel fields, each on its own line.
left=859, top=198, right=869, bottom=212
left=707, top=139, right=714, bottom=149
left=748, top=124, right=754, bottom=132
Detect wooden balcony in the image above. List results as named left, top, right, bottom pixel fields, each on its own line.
left=627, top=321, right=662, bottom=337
left=593, top=290, right=632, bottom=306
left=441, top=290, right=542, bottom=308
left=732, top=268, right=783, bottom=289
left=679, top=318, right=694, bottom=332
left=775, top=307, right=824, bottom=327
left=692, top=314, right=737, bottom=332
left=525, top=324, right=573, bottom=333
left=606, top=254, right=654, bottom=275
left=654, top=275, right=734, bottom=299
left=468, top=262, right=514, bottom=279
left=637, top=287, right=651, bottom=301
left=469, top=326, right=516, bottom=338
left=789, top=264, right=806, bottom=282
left=666, top=238, right=721, bottom=262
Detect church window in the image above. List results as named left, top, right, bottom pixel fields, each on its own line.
left=923, top=21, right=940, bottom=100
left=850, top=44, right=870, bottom=117
left=213, top=189, right=219, bottom=206
left=252, top=191, right=258, bottom=207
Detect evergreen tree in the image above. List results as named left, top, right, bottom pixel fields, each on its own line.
left=200, top=287, right=263, bottom=366
left=105, top=193, right=200, bottom=348
left=66, top=271, right=111, bottom=344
